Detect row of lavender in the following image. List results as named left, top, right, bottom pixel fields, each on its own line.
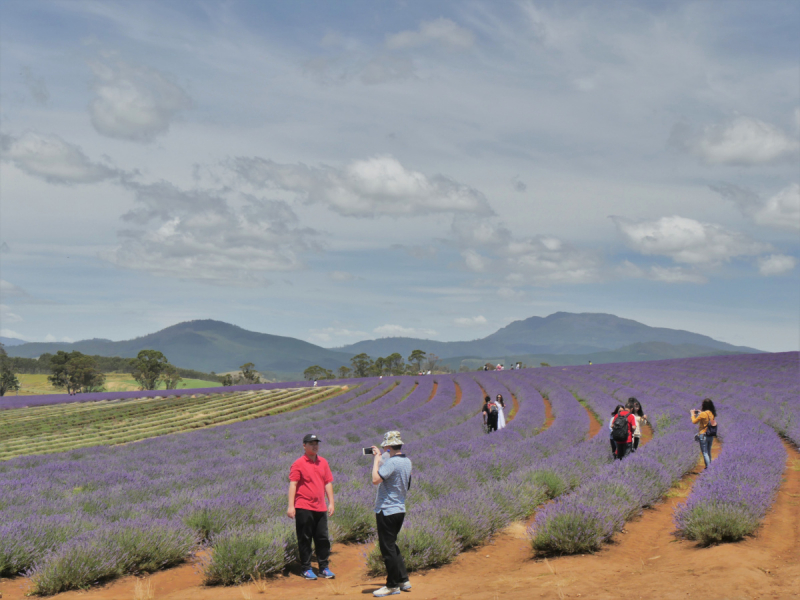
left=594, top=354, right=794, bottom=544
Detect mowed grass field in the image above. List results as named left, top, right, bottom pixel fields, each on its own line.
left=0, top=385, right=344, bottom=460
left=11, top=372, right=223, bottom=396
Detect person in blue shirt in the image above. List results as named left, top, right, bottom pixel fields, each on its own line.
left=370, top=430, right=412, bottom=597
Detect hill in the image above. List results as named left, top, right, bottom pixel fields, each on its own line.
left=7, top=320, right=353, bottom=376
left=0, top=336, right=28, bottom=347
left=336, top=312, right=761, bottom=358
left=7, top=313, right=762, bottom=377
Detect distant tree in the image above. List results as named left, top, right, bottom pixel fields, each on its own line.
left=407, top=349, right=427, bottom=373
left=337, top=366, right=352, bottom=379
left=350, top=353, right=373, bottom=378
left=424, top=353, right=441, bottom=373
left=162, top=363, right=183, bottom=390
left=220, top=374, right=234, bottom=386
left=540, top=362, right=550, bottom=367
left=131, top=350, right=170, bottom=391
left=384, top=353, right=405, bottom=376
left=458, top=365, right=471, bottom=373
left=371, top=356, right=387, bottom=377
left=304, top=365, right=334, bottom=381
left=49, top=350, right=105, bottom=394
left=238, top=362, right=262, bottom=384
left=0, top=344, right=21, bottom=396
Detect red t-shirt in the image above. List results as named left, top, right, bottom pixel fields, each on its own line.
left=618, top=410, right=636, bottom=444
left=289, top=454, right=333, bottom=512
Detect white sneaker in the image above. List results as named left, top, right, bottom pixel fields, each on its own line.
left=373, top=586, right=401, bottom=597
left=400, top=580, right=412, bottom=591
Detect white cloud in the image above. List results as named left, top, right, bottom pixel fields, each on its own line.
left=386, top=18, right=475, bottom=50
left=671, top=116, right=799, bottom=165
left=461, top=249, right=491, bottom=272
left=1, top=132, right=121, bottom=184
left=0, top=328, right=24, bottom=339
left=110, top=181, right=317, bottom=285
left=231, top=155, right=493, bottom=218
left=373, top=324, right=437, bottom=338
left=308, top=327, right=367, bottom=345
left=0, top=304, right=23, bottom=324
left=497, top=287, right=526, bottom=301
left=758, top=254, right=796, bottom=276
left=89, top=57, right=192, bottom=142
left=329, top=270, right=356, bottom=282
left=454, top=315, right=487, bottom=327
left=0, top=280, right=32, bottom=300
left=711, top=183, right=800, bottom=231
left=649, top=266, right=708, bottom=284
left=611, top=215, right=771, bottom=265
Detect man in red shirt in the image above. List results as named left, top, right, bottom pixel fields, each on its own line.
left=288, top=433, right=335, bottom=580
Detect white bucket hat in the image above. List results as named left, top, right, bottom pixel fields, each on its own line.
left=381, top=430, right=404, bottom=447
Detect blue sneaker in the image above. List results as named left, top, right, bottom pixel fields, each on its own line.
left=321, top=567, right=335, bottom=579
left=302, top=569, right=317, bottom=580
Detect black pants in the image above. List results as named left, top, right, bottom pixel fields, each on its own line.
left=632, top=436, right=641, bottom=451
left=376, top=511, right=408, bottom=588
left=486, top=415, right=498, bottom=433
left=295, top=508, right=330, bottom=571
left=615, top=441, right=631, bottom=460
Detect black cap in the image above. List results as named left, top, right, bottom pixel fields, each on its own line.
left=303, top=434, right=321, bottom=443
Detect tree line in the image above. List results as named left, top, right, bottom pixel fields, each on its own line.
left=0, top=345, right=263, bottom=396
left=303, top=349, right=443, bottom=381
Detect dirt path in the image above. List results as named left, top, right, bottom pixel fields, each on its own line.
left=508, top=392, right=520, bottom=422
left=451, top=381, right=462, bottom=408
left=426, top=382, right=438, bottom=404
left=3, top=441, right=796, bottom=600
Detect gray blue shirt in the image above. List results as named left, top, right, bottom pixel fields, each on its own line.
left=375, top=452, right=412, bottom=515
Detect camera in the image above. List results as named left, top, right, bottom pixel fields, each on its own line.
left=362, top=447, right=374, bottom=455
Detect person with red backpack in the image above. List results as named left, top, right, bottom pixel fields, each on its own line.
left=610, top=403, right=636, bottom=460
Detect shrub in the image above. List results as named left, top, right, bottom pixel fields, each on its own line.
left=203, top=521, right=297, bottom=586
left=674, top=502, right=759, bottom=545
left=28, top=532, right=123, bottom=595
left=110, top=518, right=197, bottom=573
left=330, top=498, right=375, bottom=543
left=530, top=501, right=607, bottom=555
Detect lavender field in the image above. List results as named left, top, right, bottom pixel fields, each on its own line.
left=1, top=353, right=797, bottom=595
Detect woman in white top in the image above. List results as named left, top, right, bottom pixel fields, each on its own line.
left=627, top=398, right=648, bottom=452
left=495, top=394, right=506, bottom=429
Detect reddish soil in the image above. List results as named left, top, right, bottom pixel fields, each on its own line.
left=508, top=393, right=520, bottom=423
left=452, top=382, right=462, bottom=408
left=542, top=396, right=556, bottom=430
left=426, top=382, right=438, bottom=404
left=3, top=435, right=797, bottom=600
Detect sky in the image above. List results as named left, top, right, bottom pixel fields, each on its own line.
left=0, top=0, right=798, bottom=353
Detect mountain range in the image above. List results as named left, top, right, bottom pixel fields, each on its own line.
left=6, top=312, right=761, bottom=378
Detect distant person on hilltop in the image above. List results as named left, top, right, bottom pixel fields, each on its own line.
left=287, top=434, right=335, bottom=581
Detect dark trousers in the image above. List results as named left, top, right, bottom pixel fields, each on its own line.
left=609, top=438, right=616, bottom=455
left=376, top=511, right=408, bottom=588
left=615, top=441, right=631, bottom=460
left=632, top=436, right=641, bottom=451
left=295, top=508, right=330, bottom=571
left=486, top=416, right=498, bottom=433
